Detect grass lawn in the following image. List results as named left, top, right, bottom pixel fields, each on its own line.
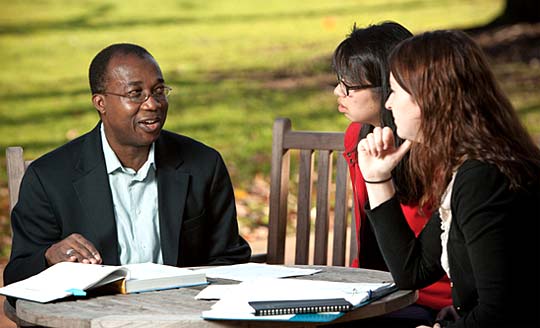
left=1, top=0, right=539, bottom=257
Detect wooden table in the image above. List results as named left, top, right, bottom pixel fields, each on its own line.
left=15, top=265, right=417, bottom=328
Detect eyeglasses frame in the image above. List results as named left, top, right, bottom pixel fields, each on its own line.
left=102, top=85, right=172, bottom=104
left=338, top=78, right=378, bottom=96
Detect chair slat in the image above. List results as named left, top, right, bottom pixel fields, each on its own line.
left=332, top=154, right=349, bottom=266
left=313, top=150, right=331, bottom=265
left=283, top=131, right=344, bottom=151
left=349, top=202, right=358, bottom=266
left=267, top=119, right=291, bottom=264
left=6, top=146, right=26, bottom=213
left=295, top=149, right=313, bottom=265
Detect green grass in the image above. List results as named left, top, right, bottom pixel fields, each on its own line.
left=0, top=0, right=510, bottom=181
left=3, top=0, right=540, bottom=258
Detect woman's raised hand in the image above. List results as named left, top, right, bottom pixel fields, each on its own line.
left=357, top=127, right=411, bottom=181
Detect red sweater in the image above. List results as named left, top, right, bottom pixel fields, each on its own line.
left=343, top=122, right=452, bottom=310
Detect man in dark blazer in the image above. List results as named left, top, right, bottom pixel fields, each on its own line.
left=4, top=43, right=251, bottom=298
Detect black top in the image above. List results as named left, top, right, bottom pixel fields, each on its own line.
left=5, top=123, right=251, bottom=294
left=366, top=160, right=540, bottom=327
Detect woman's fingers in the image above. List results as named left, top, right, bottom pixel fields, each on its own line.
left=357, top=128, right=414, bottom=181
left=365, top=133, right=377, bottom=156
left=381, top=127, right=394, bottom=150
left=373, top=127, right=383, bottom=153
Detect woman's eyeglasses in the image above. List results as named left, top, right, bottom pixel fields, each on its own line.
left=337, top=78, right=377, bottom=96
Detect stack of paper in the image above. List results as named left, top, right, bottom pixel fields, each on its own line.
left=199, top=278, right=396, bottom=322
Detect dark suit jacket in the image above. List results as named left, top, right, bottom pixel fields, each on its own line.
left=366, top=160, right=540, bottom=327
left=4, top=123, right=251, bottom=289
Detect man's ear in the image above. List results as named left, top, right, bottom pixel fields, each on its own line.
left=92, top=94, right=106, bottom=115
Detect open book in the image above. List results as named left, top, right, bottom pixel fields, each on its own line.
left=0, top=262, right=207, bottom=303
left=200, top=278, right=397, bottom=322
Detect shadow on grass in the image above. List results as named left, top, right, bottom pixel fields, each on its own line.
left=0, top=0, right=431, bottom=35
left=0, top=107, right=91, bottom=127
left=0, top=140, right=65, bottom=153
left=0, top=87, right=88, bottom=102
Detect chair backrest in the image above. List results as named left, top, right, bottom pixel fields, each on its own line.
left=264, top=118, right=355, bottom=266
left=6, top=146, right=32, bottom=214
left=5, top=147, right=37, bottom=326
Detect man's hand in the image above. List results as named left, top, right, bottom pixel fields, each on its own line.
left=45, top=233, right=102, bottom=266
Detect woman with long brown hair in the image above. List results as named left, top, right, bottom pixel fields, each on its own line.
left=357, top=29, right=540, bottom=327
left=332, top=21, right=451, bottom=326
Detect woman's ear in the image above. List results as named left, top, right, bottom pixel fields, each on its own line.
left=92, top=94, right=106, bottom=115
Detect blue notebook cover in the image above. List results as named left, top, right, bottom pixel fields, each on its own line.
left=202, top=312, right=345, bottom=323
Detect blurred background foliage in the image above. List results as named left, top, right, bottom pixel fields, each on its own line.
left=1, top=0, right=539, bottom=258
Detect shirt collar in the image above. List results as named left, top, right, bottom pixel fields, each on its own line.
left=100, top=123, right=155, bottom=175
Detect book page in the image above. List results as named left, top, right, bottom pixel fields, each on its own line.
left=0, top=262, right=128, bottom=303
left=122, top=263, right=198, bottom=280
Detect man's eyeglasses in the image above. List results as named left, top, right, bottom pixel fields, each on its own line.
left=337, top=78, right=377, bottom=96
left=103, top=85, right=172, bottom=104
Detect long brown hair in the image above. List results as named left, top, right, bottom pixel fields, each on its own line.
left=389, top=29, right=540, bottom=209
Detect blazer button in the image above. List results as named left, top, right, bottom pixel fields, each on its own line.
left=450, top=282, right=454, bottom=287
left=456, top=306, right=461, bottom=311
left=349, top=159, right=354, bottom=164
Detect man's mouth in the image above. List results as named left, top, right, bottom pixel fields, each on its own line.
left=140, top=118, right=160, bottom=125
left=138, top=118, right=161, bottom=132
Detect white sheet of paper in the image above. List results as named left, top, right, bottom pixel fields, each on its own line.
left=208, top=278, right=381, bottom=306
left=195, top=284, right=237, bottom=300
left=193, top=262, right=321, bottom=281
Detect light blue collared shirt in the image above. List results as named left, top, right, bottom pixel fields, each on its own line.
left=100, top=124, right=163, bottom=265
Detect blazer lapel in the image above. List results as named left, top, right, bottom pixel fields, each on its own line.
left=156, top=135, right=188, bottom=266
left=72, top=124, right=119, bottom=265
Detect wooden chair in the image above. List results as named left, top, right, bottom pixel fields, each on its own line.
left=6, top=147, right=32, bottom=213
left=252, top=118, right=356, bottom=266
left=4, top=146, right=35, bottom=327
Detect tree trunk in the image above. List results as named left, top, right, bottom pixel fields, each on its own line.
left=492, top=0, right=540, bottom=25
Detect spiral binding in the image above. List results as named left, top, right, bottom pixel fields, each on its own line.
left=250, top=298, right=353, bottom=316
left=257, top=303, right=351, bottom=316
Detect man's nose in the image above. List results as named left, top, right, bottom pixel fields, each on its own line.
left=141, top=94, right=162, bottom=110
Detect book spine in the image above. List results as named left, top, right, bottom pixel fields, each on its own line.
left=104, top=279, right=127, bottom=294
left=119, top=279, right=127, bottom=294
left=255, top=304, right=351, bottom=316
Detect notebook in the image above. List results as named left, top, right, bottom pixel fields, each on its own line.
left=201, top=278, right=398, bottom=322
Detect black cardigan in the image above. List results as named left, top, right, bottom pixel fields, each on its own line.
left=367, top=160, right=539, bottom=327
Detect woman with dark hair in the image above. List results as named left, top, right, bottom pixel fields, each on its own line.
left=358, top=29, right=540, bottom=327
left=332, top=22, right=452, bottom=325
